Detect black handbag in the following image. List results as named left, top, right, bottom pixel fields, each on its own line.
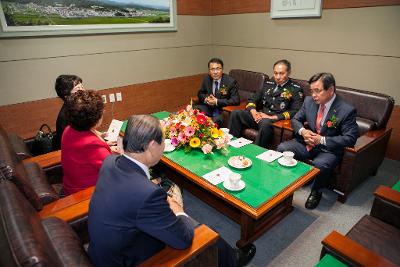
left=32, top=124, right=54, bottom=155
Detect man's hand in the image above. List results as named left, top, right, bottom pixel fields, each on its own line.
left=167, top=196, right=184, bottom=214
left=301, top=129, right=322, bottom=147
left=205, top=95, right=217, bottom=106
left=250, top=110, right=277, bottom=123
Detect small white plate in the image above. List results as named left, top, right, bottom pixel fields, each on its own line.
left=223, top=180, right=245, bottom=191
left=278, top=157, right=297, bottom=167
left=228, top=156, right=252, bottom=169
left=164, top=144, right=175, bottom=152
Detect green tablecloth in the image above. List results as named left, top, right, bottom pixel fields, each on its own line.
left=392, top=180, right=400, bottom=192
left=315, top=254, right=348, bottom=267
left=123, top=111, right=313, bottom=209
left=164, top=143, right=312, bottom=209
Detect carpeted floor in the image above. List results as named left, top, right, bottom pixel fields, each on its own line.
left=183, top=158, right=400, bottom=267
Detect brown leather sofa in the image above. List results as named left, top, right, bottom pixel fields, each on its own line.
left=221, top=69, right=268, bottom=127
left=0, top=179, right=92, bottom=266
left=225, top=78, right=395, bottom=203
left=320, top=185, right=400, bottom=266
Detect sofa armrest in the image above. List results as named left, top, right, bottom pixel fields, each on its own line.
left=222, top=102, right=247, bottom=113
left=139, top=224, right=219, bottom=267
left=370, top=185, right=400, bottom=228
left=39, top=186, right=94, bottom=223
left=345, top=129, right=391, bottom=153
left=23, top=150, right=61, bottom=169
left=321, top=231, right=397, bottom=267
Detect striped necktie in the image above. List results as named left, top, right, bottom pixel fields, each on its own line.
left=213, top=81, right=219, bottom=95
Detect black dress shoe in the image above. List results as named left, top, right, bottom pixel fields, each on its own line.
left=305, top=190, right=322, bottom=209
left=236, top=243, right=256, bottom=267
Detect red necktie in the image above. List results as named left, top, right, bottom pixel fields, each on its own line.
left=315, top=104, right=325, bottom=134
left=307, top=104, right=325, bottom=151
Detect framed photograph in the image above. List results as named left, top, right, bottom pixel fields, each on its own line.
left=0, top=0, right=176, bottom=38
left=271, top=0, right=322, bottom=19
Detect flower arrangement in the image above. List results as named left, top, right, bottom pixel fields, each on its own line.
left=161, top=104, right=231, bottom=154
left=281, top=88, right=292, bottom=100
left=219, top=85, right=228, bottom=96
left=326, top=114, right=338, bottom=128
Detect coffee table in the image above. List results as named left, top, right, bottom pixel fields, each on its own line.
left=156, top=143, right=319, bottom=247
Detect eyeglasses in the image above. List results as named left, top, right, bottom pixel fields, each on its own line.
left=209, top=67, right=222, bottom=72
left=310, top=88, right=324, bottom=94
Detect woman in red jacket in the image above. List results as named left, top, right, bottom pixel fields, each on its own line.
left=61, top=90, right=118, bottom=195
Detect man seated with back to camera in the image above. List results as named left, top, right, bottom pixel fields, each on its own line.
left=277, top=73, right=359, bottom=209
left=229, top=59, right=304, bottom=148
left=195, top=57, right=240, bottom=127
left=88, top=114, right=256, bottom=267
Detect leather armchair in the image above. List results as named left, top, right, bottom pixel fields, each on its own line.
left=320, top=185, right=400, bottom=266
left=272, top=81, right=395, bottom=203
left=0, top=179, right=92, bottom=266
left=221, top=69, right=268, bottom=128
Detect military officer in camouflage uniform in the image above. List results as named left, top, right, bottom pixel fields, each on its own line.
left=229, top=59, right=304, bottom=148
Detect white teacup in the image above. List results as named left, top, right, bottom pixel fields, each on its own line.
left=282, top=151, right=295, bottom=164
left=220, top=128, right=230, bottom=135
left=228, top=173, right=241, bottom=189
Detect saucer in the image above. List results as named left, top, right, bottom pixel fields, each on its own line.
left=228, top=156, right=252, bottom=169
left=164, top=144, right=175, bottom=152
left=278, top=157, right=297, bottom=167
left=223, top=180, right=245, bottom=191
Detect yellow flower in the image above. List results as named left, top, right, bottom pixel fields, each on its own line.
left=189, top=137, right=201, bottom=148
left=218, top=129, right=224, bottom=137
left=211, top=128, right=219, bottom=138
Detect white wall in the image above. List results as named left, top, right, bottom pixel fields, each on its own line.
left=0, top=15, right=212, bottom=106
left=211, top=6, right=400, bottom=102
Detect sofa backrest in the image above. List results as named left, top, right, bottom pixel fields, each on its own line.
left=0, top=180, right=61, bottom=266
left=0, top=125, right=43, bottom=210
left=293, top=79, right=394, bottom=132
left=229, top=69, right=268, bottom=101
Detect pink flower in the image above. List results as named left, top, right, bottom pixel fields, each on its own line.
left=199, top=133, right=204, bottom=138
left=185, top=126, right=195, bottom=137
left=171, top=137, right=179, bottom=147
left=215, top=138, right=225, bottom=149
left=202, top=144, right=213, bottom=154
left=178, top=132, right=187, bottom=142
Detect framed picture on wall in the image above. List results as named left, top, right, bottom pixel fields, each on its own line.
left=0, top=0, right=176, bottom=38
left=270, top=0, right=322, bottom=18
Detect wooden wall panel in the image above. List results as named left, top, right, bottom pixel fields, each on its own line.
left=177, top=0, right=211, bottom=15
left=211, top=0, right=400, bottom=16
left=0, top=74, right=204, bottom=139
left=386, top=105, right=400, bottom=161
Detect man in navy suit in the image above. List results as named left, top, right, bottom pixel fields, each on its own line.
left=277, top=73, right=359, bottom=209
left=195, top=58, right=240, bottom=126
left=88, top=115, right=256, bottom=266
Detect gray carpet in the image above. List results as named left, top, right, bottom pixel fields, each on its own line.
left=183, top=158, right=400, bottom=266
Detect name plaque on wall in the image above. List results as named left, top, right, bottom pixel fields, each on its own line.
left=271, top=0, right=322, bottom=18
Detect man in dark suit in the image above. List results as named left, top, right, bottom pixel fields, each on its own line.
left=195, top=57, right=240, bottom=126
left=88, top=115, right=256, bottom=266
left=277, top=73, right=359, bottom=209
left=229, top=59, right=304, bottom=148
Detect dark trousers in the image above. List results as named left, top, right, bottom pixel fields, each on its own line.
left=229, top=110, right=274, bottom=148
left=194, top=104, right=223, bottom=127
left=277, top=140, right=341, bottom=191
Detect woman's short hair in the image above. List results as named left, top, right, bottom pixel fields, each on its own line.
left=65, top=90, right=104, bottom=131
left=309, top=72, right=336, bottom=91
left=123, top=115, right=163, bottom=153
left=55, top=75, right=82, bottom=101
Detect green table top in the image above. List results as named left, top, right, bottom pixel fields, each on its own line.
left=123, top=111, right=314, bottom=209
left=315, top=254, right=348, bottom=267
left=121, top=111, right=170, bottom=132
left=392, top=180, right=400, bottom=192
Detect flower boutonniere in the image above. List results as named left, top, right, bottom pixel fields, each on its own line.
left=219, top=85, right=228, bottom=95
left=326, top=114, right=338, bottom=128
left=281, top=88, right=292, bottom=100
